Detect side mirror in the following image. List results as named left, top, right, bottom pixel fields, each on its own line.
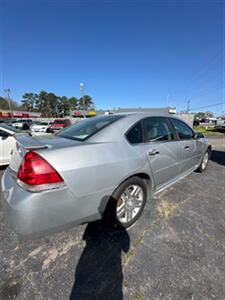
left=194, top=132, right=204, bottom=139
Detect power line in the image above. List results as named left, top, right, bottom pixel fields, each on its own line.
left=189, top=101, right=225, bottom=111
left=187, top=84, right=224, bottom=100
left=172, top=52, right=223, bottom=96
left=186, top=98, right=190, bottom=113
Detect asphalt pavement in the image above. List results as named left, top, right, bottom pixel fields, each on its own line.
left=0, top=147, right=225, bottom=300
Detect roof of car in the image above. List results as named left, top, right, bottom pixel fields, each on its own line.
left=88, top=112, right=183, bottom=143
left=0, top=123, right=19, bottom=133
left=113, top=112, right=175, bottom=118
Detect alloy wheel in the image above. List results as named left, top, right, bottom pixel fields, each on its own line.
left=202, top=152, right=209, bottom=170
left=116, top=184, right=144, bottom=224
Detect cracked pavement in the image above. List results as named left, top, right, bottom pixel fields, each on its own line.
left=0, top=146, right=225, bottom=300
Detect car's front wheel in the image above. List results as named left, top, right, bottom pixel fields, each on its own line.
left=105, top=176, right=148, bottom=228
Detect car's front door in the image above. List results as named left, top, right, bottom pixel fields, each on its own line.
left=142, top=117, right=183, bottom=190
left=169, top=118, right=202, bottom=172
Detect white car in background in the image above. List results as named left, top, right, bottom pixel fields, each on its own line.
left=30, top=121, right=51, bottom=133
left=12, top=119, right=33, bottom=130
left=0, top=124, right=18, bottom=166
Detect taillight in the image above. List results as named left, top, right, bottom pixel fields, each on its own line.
left=17, top=151, right=63, bottom=186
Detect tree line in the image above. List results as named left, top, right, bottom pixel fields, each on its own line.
left=0, top=97, right=19, bottom=110
left=0, top=91, right=95, bottom=117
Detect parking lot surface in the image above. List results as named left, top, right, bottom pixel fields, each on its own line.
left=0, top=146, right=225, bottom=299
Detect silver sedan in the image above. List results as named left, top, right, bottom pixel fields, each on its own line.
left=1, top=113, right=211, bottom=237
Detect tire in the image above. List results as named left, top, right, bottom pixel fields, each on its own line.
left=104, top=176, right=148, bottom=228
left=47, top=128, right=53, bottom=133
left=23, top=124, right=29, bottom=130
left=197, top=149, right=210, bottom=172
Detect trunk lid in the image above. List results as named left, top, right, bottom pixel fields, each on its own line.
left=10, top=133, right=82, bottom=172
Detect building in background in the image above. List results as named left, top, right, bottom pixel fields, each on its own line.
left=0, top=109, right=41, bottom=119
left=1, top=106, right=196, bottom=128
left=72, top=110, right=97, bottom=118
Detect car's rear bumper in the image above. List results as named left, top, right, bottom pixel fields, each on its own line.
left=1, top=168, right=100, bottom=237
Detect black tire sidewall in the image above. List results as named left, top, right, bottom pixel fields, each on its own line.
left=199, top=149, right=210, bottom=172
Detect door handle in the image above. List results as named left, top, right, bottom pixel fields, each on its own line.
left=148, top=149, right=160, bottom=156
left=184, top=145, right=190, bottom=150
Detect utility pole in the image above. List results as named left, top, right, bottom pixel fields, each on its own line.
left=4, top=88, right=12, bottom=117
left=166, top=94, right=170, bottom=108
left=186, top=98, right=191, bottom=114
left=80, top=82, right=86, bottom=118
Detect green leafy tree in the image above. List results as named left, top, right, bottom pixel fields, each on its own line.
left=56, top=96, right=68, bottom=117
left=37, top=91, right=60, bottom=117
left=17, top=91, right=95, bottom=117
left=21, top=93, right=39, bottom=111
left=68, top=97, right=78, bottom=111
left=46, top=92, right=61, bottom=117
left=78, top=95, right=94, bottom=111
left=53, top=96, right=78, bottom=117
left=195, top=111, right=214, bottom=120
left=36, top=91, right=47, bottom=114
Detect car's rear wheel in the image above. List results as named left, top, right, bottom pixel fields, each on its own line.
left=198, top=149, right=210, bottom=172
left=105, top=176, right=148, bottom=228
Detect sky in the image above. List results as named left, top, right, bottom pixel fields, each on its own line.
left=1, top=0, right=225, bottom=115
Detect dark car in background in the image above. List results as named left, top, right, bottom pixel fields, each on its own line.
left=47, top=119, right=71, bottom=132
left=2, top=119, right=17, bottom=126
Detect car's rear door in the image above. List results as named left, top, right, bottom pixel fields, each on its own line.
left=141, top=117, right=183, bottom=189
left=169, top=118, right=202, bottom=172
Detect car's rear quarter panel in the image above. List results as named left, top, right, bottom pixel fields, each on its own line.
left=1, top=139, right=153, bottom=236
left=38, top=140, right=153, bottom=212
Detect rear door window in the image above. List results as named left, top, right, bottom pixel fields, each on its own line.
left=143, top=117, right=175, bottom=142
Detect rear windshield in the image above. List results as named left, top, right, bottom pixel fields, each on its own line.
left=57, top=115, right=124, bottom=141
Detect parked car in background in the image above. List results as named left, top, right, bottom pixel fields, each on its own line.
left=3, top=119, right=17, bottom=126
left=31, top=121, right=51, bottom=133
left=12, top=119, right=33, bottom=130
left=0, top=124, right=19, bottom=166
left=47, top=119, right=71, bottom=132
left=216, top=119, right=225, bottom=130
left=1, top=113, right=211, bottom=237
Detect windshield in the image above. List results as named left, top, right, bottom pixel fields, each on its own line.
left=57, top=115, right=124, bottom=141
